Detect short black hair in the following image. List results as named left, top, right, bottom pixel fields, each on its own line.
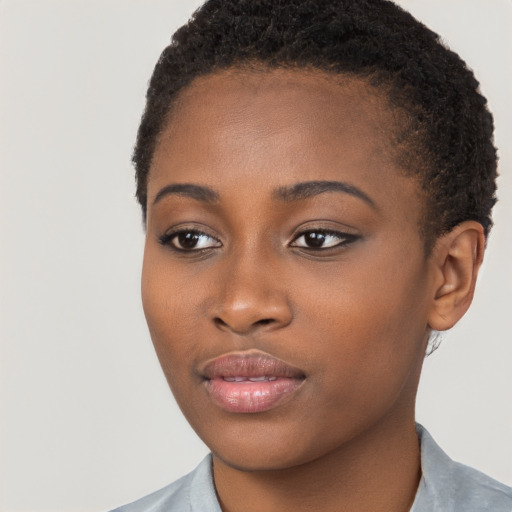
left=134, top=0, right=497, bottom=246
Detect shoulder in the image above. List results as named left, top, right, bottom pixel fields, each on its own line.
left=449, top=461, right=512, bottom=510
left=109, top=472, right=192, bottom=512
left=109, top=454, right=220, bottom=512
left=413, top=424, right=512, bottom=512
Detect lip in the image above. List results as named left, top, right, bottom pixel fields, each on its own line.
left=201, top=351, right=306, bottom=413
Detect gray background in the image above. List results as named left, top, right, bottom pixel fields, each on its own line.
left=1, top=1, right=510, bottom=510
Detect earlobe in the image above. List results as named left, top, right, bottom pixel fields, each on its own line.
left=428, top=221, right=485, bottom=331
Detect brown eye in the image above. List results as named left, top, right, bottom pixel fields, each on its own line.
left=291, top=230, right=355, bottom=250
left=175, top=232, right=202, bottom=249
left=302, top=232, right=328, bottom=248
left=160, top=230, right=221, bottom=251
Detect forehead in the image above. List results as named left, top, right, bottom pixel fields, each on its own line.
left=148, top=67, right=422, bottom=232
left=172, top=67, right=391, bottom=126
left=169, top=69, right=392, bottom=146
left=152, top=68, right=401, bottom=182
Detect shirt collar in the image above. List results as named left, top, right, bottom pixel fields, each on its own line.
left=410, top=423, right=455, bottom=511
left=188, top=424, right=455, bottom=512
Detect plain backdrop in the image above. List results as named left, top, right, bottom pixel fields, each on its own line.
left=0, top=1, right=510, bottom=511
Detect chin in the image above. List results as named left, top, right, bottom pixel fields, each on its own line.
left=203, top=420, right=336, bottom=473
left=212, top=446, right=312, bottom=473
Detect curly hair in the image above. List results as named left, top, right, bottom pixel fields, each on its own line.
left=133, top=0, right=497, bottom=246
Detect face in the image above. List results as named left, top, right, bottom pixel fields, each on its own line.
left=142, top=69, right=435, bottom=472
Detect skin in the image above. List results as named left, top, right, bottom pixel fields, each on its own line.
left=141, top=68, right=485, bottom=512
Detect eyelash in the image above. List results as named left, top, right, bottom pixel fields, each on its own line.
left=289, top=229, right=358, bottom=251
left=158, top=228, right=358, bottom=253
left=158, top=229, right=222, bottom=252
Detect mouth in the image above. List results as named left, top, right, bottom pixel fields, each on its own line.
left=201, top=351, right=306, bottom=413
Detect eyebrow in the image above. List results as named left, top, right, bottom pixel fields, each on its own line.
left=152, top=180, right=376, bottom=209
left=273, top=180, right=377, bottom=209
left=153, top=183, right=219, bottom=205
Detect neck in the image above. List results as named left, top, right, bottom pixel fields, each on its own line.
left=213, top=414, right=421, bottom=512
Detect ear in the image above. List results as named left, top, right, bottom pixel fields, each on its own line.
left=428, top=221, right=486, bottom=331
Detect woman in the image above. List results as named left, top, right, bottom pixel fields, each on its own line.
left=112, top=0, right=512, bottom=510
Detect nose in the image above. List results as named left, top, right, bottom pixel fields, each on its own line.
left=211, top=254, right=293, bottom=335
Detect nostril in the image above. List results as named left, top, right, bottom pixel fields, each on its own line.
left=256, top=318, right=274, bottom=326
left=213, top=316, right=275, bottom=333
left=214, top=318, right=229, bottom=328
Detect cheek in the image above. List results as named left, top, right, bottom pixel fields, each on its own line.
left=295, top=247, right=430, bottom=386
left=297, top=244, right=429, bottom=332
left=141, top=275, right=196, bottom=414
left=141, top=253, right=194, bottom=366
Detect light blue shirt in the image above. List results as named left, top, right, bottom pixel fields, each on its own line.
left=111, top=425, right=512, bottom=511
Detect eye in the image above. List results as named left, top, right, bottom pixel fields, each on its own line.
left=159, top=229, right=222, bottom=251
left=290, top=230, right=356, bottom=250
